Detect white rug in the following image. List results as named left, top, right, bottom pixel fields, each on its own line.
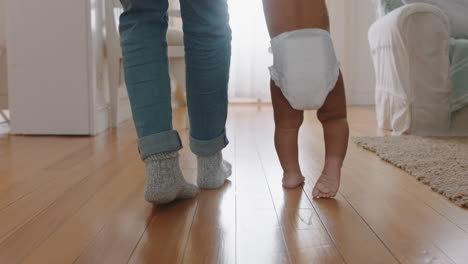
left=353, top=136, right=468, bottom=208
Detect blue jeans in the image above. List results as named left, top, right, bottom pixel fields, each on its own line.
left=119, top=0, right=231, bottom=160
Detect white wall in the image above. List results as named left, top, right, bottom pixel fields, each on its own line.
left=0, top=0, right=5, bottom=46
left=329, top=0, right=377, bottom=105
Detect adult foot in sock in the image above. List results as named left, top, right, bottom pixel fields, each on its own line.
left=282, top=173, right=305, bottom=189
left=197, top=152, right=232, bottom=189
left=312, top=158, right=342, bottom=198
left=144, top=151, right=199, bottom=204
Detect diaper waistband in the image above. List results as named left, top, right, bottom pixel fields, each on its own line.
left=270, top=28, right=332, bottom=47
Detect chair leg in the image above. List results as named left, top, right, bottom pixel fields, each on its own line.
left=169, top=57, right=187, bottom=106
left=0, top=110, right=9, bottom=123
left=169, top=56, right=189, bottom=129
left=109, top=58, right=120, bottom=127
left=185, top=109, right=190, bottom=129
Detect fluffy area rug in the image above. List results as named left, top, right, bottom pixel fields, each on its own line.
left=353, top=136, right=468, bottom=208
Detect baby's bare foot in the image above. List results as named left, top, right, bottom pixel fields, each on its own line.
left=312, top=158, right=342, bottom=198
left=282, top=173, right=305, bottom=189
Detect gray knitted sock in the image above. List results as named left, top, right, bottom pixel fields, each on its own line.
left=143, top=151, right=199, bottom=204
left=197, top=152, right=232, bottom=189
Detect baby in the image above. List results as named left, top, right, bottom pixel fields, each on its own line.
left=263, top=0, right=349, bottom=198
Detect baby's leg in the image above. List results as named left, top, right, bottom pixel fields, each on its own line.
left=263, top=0, right=329, bottom=189
left=313, top=73, right=349, bottom=198
left=270, top=81, right=305, bottom=188
left=263, top=0, right=348, bottom=194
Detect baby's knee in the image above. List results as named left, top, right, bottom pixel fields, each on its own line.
left=275, top=112, right=304, bottom=129
left=317, top=108, right=346, bottom=124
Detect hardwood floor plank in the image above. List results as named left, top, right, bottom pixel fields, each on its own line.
left=300, top=110, right=465, bottom=264
left=72, top=184, right=153, bottom=264
left=237, top=227, right=290, bottom=264
left=346, top=110, right=468, bottom=227
left=0, top=127, right=137, bottom=244
left=288, top=246, right=345, bottom=264
left=0, top=142, right=137, bottom=263
left=432, top=238, right=468, bottom=264
left=20, top=159, right=144, bottom=264
left=0, top=137, right=88, bottom=209
left=182, top=185, right=236, bottom=264
left=342, top=139, right=468, bottom=263
left=253, top=107, right=398, bottom=264
left=234, top=108, right=290, bottom=264
left=336, top=160, right=465, bottom=264
left=181, top=119, right=237, bottom=264
left=461, top=225, right=468, bottom=233
left=256, top=146, right=347, bottom=264
left=126, top=114, right=218, bottom=264
left=0, top=122, right=135, bottom=213
left=127, top=198, right=199, bottom=264
left=0, top=105, right=466, bottom=264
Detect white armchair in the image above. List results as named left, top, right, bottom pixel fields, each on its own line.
left=368, top=3, right=468, bottom=136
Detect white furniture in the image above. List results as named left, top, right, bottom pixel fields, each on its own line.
left=166, top=12, right=190, bottom=128
left=166, top=11, right=187, bottom=108
left=6, top=0, right=187, bottom=135
left=6, top=0, right=109, bottom=135
left=105, top=0, right=131, bottom=127
left=368, top=3, right=468, bottom=136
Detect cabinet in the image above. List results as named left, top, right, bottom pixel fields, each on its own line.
left=6, top=0, right=110, bottom=135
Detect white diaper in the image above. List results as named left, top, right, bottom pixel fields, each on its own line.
left=269, top=28, right=340, bottom=110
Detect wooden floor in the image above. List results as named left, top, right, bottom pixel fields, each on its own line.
left=0, top=105, right=467, bottom=264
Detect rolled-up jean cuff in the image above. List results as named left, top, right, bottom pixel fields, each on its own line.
left=138, top=130, right=182, bottom=160
left=190, top=132, right=229, bottom=156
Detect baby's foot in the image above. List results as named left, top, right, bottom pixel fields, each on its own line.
left=312, top=159, right=342, bottom=198
left=282, top=173, right=305, bottom=189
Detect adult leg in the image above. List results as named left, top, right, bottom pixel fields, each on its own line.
left=119, top=0, right=198, bottom=204
left=180, top=0, right=232, bottom=189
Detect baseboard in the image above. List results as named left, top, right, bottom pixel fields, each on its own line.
left=228, top=92, right=376, bottom=106
left=229, top=97, right=271, bottom=103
